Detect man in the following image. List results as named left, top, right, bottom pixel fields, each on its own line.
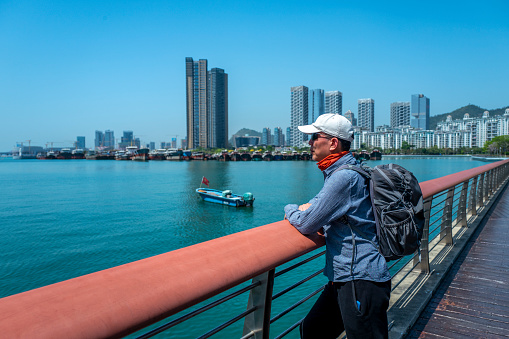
left=284, top=113, right=391, bottom=339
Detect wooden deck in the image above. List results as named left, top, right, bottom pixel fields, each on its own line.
left=407, top=184, right=509, bottom=338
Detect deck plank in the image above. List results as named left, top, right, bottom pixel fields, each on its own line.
left=407, top=184, right=509, bottom=338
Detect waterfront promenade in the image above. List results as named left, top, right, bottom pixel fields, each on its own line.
left=406, top=181, right=509, bottom=338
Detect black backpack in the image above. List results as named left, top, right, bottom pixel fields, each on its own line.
left=335, top=163, right=425, bottom=261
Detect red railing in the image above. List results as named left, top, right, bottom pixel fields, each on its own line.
left=0, top=159, right=508, bottom=339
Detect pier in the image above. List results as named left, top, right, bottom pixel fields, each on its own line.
left=0, top=160, right=508, bottom=338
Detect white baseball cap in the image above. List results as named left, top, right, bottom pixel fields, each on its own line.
left=298, top=113, right=354, bottom=142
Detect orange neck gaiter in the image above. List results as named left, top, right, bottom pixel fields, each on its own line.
left=317, top=151, right=349, bottom=171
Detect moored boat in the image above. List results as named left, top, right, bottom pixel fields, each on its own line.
left=359, top=150, right=370, bottom=161
left=230, top=151, right=241, bottom=161
left=132, top=148, right=150, bottom=161
left=196, top=188, right=255, bottom=207
left=370, top=149, right=382, bottom=160
left=252, top=151, right=262, bottom=161
left=262, top=151, right=273, bottom=161
left=240, top=152, right=252, bottom=161
left=149, top=149, right=168, bottom=161
left=300, top=151, right=311, bottom=161
left=218, top=150, right=230, bottom=161
left=191, top=152, right=205, bottom=160
left=166, top=149, right=183, bottom=161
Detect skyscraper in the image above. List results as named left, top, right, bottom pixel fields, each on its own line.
left=358, top=98, right=375, bottom=132
left=290, top=86, right=308, bottom=147
left=104, top=130, right=115, bottom=149
left=411, top=94, right=430, bottom=130
left=273, top=127, right=283, bottom=147
left=76, top=136, right=85, bottom=149
left=262, top=127, right=271, bottom=145
left=286, top=127, right=292, bottom=147
left=390, top=102, right=410, bottom=128
left=308, top=89, right=325, bottom=124
left=344, top=110, right=357, bottom=126
left=325, top=91, right=342, bottom=115
left=209, top=68, right=228, bottom=148
left=94, top=131, right=104, bottom=149
left=186, top=57, right=228, bottom=149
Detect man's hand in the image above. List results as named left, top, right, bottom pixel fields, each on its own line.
left=298, top=203, right=311, bottom=211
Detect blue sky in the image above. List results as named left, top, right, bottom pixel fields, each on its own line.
left=1, top=0, right=508, bottom=151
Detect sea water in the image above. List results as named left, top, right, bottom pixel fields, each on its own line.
left=0, top=156, right=487, bottom=338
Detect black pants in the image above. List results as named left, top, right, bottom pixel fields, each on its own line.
left=300, top=280, right=391, bottom=339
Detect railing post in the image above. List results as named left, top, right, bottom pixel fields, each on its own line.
left=486, top=170, right=494, bottom=200
left=457, top=181, right=468, bottom=227
left=469, top=176, right=478, bottom=217
left=440, top=187, right=454, bottom=245
left=418, top=197, right=432, bottom=273
left=243, top=269, right=275, bottom=339
left=483, top=171, right=490, bottom=202
left=477, top=173, right=485, bottom=208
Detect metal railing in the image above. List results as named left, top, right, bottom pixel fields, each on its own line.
left=0, top=160, right=508, bottom=339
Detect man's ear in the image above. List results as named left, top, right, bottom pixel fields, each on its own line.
left=330, top=138, right=342, bottom=152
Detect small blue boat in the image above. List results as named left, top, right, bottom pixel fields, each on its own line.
left=196, top=188, right=255, bottom=207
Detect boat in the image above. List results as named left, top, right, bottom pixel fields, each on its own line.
left=166, top=149, right=183, bottom=161
left=240, top=152, right=252, bottom=161
left=218, top=150, right=230, bottom=161
left=196, top=188, right=255, bottom=207
left=56, top=148, right=72, bottom=160
left=191, top=152, right=205, bottom=160
left=115, top=150, right=130, bottom=160
left=182, top=151, right=192, bottom=161
left=262, top=151, right=273, bottom=161
left=370, top=149, right=382, bottom=160
left=359, top=150, right=370, bottom=161
left=149, top=149, right=168, bottom=161
left=230, top=151, right=241, bottom=161
left=38, top=151, right=57, bottom=160
left=252, top=151, right=263, bottom=161
left=300, top=151, right=311, bottom=161
left=273, top=151, right=283, bottom=161
left=71, top=149, right=85, bottom=159
left=132, top=148, right=150, bottom=161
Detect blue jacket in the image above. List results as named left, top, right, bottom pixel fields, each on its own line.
left=284, top=153, right=391, bottom=282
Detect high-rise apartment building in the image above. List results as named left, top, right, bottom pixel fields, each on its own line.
left=390, top=102, right=410, bottom=128
left=94, top=131, right=104, bottom=149
left=262, top=127, right=272, bottom=145
left=344, top=110, right=357, bottom=126
left=104, top=130, right=115, bottom=149
left=209, top=68, right=228, bottom=148
left=273, top=127, right=283, bottom=147
left=358, top=98, right=375, bottom=132
left=308, top=89, right=324, bottom=124
left=411, top=94, right=430, bottom=130
left=325, top=91, right=343, bottom=115
left=290, top=86, right=308, bottom=147
left=186, top=57, right=228, bottom=149
left=286, top=127, right=292, bottom=147
left=76, top=136, right=85, bottom=149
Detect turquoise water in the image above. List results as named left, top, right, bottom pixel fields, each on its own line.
left=0, top=156, right=487, bottom=338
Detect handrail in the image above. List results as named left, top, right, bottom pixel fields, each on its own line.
left=420, top=159, right=509, bottom=198
left=0, top=159, right=508, bottom=338
left=0, top=223, right=323, bottom=338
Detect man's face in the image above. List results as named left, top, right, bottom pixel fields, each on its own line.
left=309, top=133, right=335, bottom=162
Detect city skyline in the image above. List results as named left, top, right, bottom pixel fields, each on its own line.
left=1, top=1, right=508, bottom=151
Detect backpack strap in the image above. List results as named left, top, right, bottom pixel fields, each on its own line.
left=332, top=164, right=370, bottom=179
left=333, top=165, right=380, bottom=252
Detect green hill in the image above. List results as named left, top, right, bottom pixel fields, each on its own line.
left=431, top=104, right=509, bottom=129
